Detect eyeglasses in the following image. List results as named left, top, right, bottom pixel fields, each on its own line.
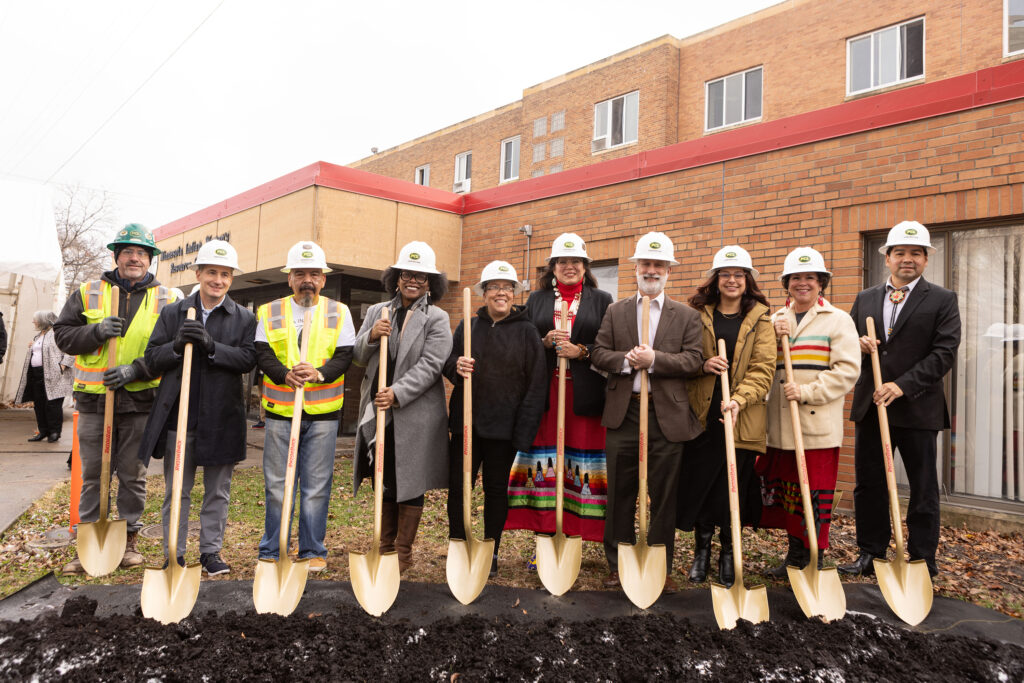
left=718, top=271, right=746, bottom=282
left=555, top=258, right=583, bottom=267
left=399, top=271, right=428, bottom=283
left=119, top=247, right=150, bottom=258
left=484, top=284, right=516, bottom=293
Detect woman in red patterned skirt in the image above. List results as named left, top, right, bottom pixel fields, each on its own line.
left=758, top=247, right=860, bottom=574
left=505, top=233, right=613, bottom=562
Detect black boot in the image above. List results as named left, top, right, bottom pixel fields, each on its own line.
left=718, top=530, right=734, bottom=587
left=766, top=535, right=808, bottom=578
left=688, top=526, right=714, bottom=583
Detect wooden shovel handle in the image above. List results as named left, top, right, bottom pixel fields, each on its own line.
left=554, top=301, right=569, bottom=536
left=168, top=307, right=197, bottom=560
left=97, top=286, right=120, bottom=522
left=279, top=310, right=313, bottom=555
left=781, top=334, right=819, bottom=556
left=637, top=296, right=650, bottom=543
left=372, top=308, right=390, bottom=548
left=462, top=289, right=473, bottom=539
left=718, top=338, right=745, bottom=582
left=866, top=317, right=906, bottom=556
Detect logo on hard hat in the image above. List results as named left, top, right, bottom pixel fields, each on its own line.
left=905, top=228, right=918, bottom=236
left=409, top=253, right=420, bottom=260
left=798, top=255, right=811, bottom=263
left=650, top=241, right=661, bottom=249
left=301, top=250, right=313, bottom=258
left=725, top=251, right=737, bottom=259
left=215, top=248, right=227, bottom=256
left=564, top=241, right=574, bottom=248
left=498, top=265, right=509, bottom=272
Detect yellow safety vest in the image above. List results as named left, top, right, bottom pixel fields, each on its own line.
left=73, top=280, right=175, bottom=394
left=259, top=296, right=346, bottom=417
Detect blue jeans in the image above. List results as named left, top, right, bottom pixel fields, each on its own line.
left=258, top=417, right=338, bottom=560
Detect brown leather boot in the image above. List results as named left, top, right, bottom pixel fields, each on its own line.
left=121, top=531, right=145, bottom=568
left=395, top=504, right=423, bottom=574
left=380, top=502, right=399, bottom=554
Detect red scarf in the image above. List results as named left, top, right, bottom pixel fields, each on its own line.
left=554, top=280, right=583, bottom=331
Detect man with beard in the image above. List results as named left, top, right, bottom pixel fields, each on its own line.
left=591, top=232, right=704, bottom=592
left=254, top=241, right=355, bottom=573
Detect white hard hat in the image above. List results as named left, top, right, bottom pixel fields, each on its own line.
left=705, top=245, right=759, bottom=279
left=879, top=220, right=935, bottom=254
left=984, top=322, right=1008, bottom=339
left=629, top=231, right=678, bottom=264
left=393, top=241, right=440, bottom=274
left=780, top=247, right=830, bottom=281
left=194, top=239, right=240, bottom=272
left=282, top=241, right=331, bottom=273
left=474, top=260, right=523, bottom=296
left=190, top=284, right=200, bottom=296
left=1007, top=323, right=1024, bottom=342
left=169, top=287, right=185, bottom=301
left=548, top=232, right=590, bottom=261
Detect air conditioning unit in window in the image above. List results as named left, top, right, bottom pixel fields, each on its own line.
left=453, top=179, right=471, bottom=193
left=591, top=138, right=607, bottom=153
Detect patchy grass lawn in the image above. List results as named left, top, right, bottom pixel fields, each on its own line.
left=1, top=438, right=1022, bottom=619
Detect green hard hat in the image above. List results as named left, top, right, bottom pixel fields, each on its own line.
left=107, top=223, right=160, bottom=255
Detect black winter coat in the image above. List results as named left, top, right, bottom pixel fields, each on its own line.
left=524, top=286, right=613, bottom=417
left=443, top=305, right=547, bottom=452
left=137, top=293, right=257, bottom=467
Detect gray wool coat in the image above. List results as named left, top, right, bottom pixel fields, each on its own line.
left=352, top=295, right=453, bottom=502
left=15, top=329, right=74, bottom=403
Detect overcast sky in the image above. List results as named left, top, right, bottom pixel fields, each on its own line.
left=0, top=0, right=782, bottom=231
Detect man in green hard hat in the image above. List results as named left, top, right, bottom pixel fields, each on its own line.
left=53, top=223, right=178, bottom=574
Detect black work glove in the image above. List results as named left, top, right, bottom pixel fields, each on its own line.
left=177, top=319, right=214, bottom=355
left=102, top=363, right=138, bottom=389
left=96, top=316, right=124, bottom=340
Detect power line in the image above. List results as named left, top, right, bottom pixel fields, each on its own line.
left=0, top=169, right=205, bottom=209
left=45, top=0, right=225, bottom=183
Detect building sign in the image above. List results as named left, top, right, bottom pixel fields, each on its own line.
left=163, top=231, right=231, bottom=274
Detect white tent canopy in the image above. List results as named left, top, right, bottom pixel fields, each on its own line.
left=0, top=179, right=62, bottom=280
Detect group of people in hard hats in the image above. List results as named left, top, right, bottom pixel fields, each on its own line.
left=52, top=218, right=959, bottom=590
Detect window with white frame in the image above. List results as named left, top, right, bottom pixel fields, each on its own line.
left=549, top=138, right=564, bottom=158
left=414, top=164, right=429, bottom=186
left=533, top=117, right=547, bottom=138
left=706, top=67, right=762, bottom=131
left=848, top=17, right=924, bottom=95
left=532, top=143, right=545, bottom=164
left=500, top=136, right=520, bottom=182
left=453, top=151, right=472, bottom=192
left=1007, top=0, right=1024, bottom=56
left=551, top=110, right=565, bottom=132
left=592, top=91, right=638, bottom=153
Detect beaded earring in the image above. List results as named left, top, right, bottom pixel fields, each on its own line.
left=551, top=276, right=557, bottom=288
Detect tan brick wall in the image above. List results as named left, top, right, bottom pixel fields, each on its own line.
left=447, top=98, right=1024, bottom=499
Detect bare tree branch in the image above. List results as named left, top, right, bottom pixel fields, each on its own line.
left=54, top=184, right=116, bottom=294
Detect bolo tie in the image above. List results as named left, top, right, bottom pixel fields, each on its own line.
left=888, top=287, right=908, bottom=336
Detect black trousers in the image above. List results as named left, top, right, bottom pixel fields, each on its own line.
left=853, top=409, right=940, bottom=569
left=603, top=399, right=684, bottom=570
left=27, top=366, right=64, bottom=436
left=447, top=433, right=516, bottom=552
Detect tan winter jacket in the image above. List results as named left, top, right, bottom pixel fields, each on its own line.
left=686, top=302, right=776, bottom=453
left=766, top=298, right=860, bottom=450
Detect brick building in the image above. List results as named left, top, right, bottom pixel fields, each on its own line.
left=153, top=0, right=1024, bottom=526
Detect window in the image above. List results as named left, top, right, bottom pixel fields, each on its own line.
left=414, top=164, right=429, bottom=186
left=592, top=91, right=638, bottom=152
left=549, top=163, right=563, bottom=174
left=549, top=138, right=564, bottom=158
left=590, top=260, right=619, bottom=300
left=531, top=169, right=544, bottom=178
left=1007, top=0, right=1024, bottom=56
left=532, top=143, right=545, bottom=163
left=533, top=117, right=547, bottom=138
left=453, top=152, right=472, bottom=192
left=848, top=18, right=924, bottom=95
left=551, top=110, right=565, bottom=132
left=706, top=67, right=762, bottom=131
left=500, top=137, right=520, bottom=182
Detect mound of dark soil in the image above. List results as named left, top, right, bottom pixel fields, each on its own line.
left=0, top=595, right=1020, bottom=681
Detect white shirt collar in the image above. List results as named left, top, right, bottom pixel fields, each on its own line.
left=635, top=290, right=665, bottom=307
left=885, top=275, right=922, bottom=293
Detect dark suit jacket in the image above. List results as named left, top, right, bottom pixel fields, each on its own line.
left=138, top=293, right=258, bottom=467
left=849, top=277, right=960, bottom=430
left=591, top=293, right=704, bottom=443
left=524, top=285, right=613, bottom=417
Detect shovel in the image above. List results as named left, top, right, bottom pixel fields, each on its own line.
left=781, top=334, right=846, bottom=622
left=350, top=307, right=401, bottom=616
left=141, top=307, right=202, bottom=624
left=76, top=285, right=127, bottom=578
left=618, top=295, right=666, bottom=609
left=446, top=288, right=495, bottom=604
left=866, top=317, right=933, bottom=626
left=253, top=310, right=313, bottom=616
left=711, top=338, right=770, bottom=630
left=536, top=301, right=583, bottom=596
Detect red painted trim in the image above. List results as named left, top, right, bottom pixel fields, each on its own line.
left=156, top=60, right=1024, bottom=238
